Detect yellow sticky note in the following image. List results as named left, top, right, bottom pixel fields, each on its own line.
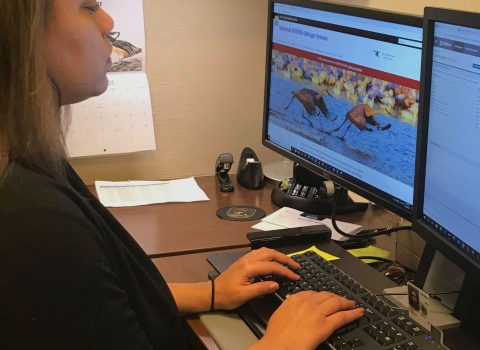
left=347, top=245, right=390, bottom=264
left=287, top=245, right=340, bottom=261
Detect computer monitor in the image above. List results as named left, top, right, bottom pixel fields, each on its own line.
left=262, top=0, right=423, bottom=220
left=413, top=7, right=480, bottom=337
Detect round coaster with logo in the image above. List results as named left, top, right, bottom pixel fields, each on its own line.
left=216, top=205, right=266, bottom=221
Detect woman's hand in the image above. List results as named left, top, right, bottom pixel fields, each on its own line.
left=249, top=291, right=364, bottom=350
left=213, top=247, right=300, bottom=310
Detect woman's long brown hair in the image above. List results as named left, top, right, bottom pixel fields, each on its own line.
left=0, top=0, right=69, bottom=183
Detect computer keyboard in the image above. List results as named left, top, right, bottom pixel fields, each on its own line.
left=260, top=250, right=448, bottom=350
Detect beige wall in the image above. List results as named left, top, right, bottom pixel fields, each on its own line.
left=71, top=0, right=479, bottom=185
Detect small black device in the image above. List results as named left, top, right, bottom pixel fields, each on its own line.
left=215, top=153, right=234, bottom=192
left=246, top=224, right=331, bottom=250
left=236, top=147, right=265, bottom=190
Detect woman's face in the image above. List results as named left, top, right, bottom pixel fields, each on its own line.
left=43, top=0, right=114, bottom=105
left=410, top=290, right=418, bottom=304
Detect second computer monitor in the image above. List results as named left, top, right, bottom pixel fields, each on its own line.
left=414, top=7, right=480, bottom=278
left=262, top=0, right=423, bottom=220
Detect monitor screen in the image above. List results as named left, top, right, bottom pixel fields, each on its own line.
left=262, top=0, right=423, bottom=220
left=415, top=17, right=480, bottom=268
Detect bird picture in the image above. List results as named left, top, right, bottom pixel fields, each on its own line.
left=284, top=88, right=337, bottom=129
left=107, top=32, right=142, bottom=68
left=327, top=104, right=392, bottom=141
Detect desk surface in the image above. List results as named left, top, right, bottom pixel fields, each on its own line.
left=90, top=176, right=402, bottom=258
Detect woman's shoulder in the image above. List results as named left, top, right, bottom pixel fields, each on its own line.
left=0, top=163, right=82, bottom=217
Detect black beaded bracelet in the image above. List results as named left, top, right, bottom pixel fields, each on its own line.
left=210, top=279, right=215, bottom=312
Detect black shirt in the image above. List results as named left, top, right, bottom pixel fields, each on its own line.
left=0, top=163, right=187, bottom=349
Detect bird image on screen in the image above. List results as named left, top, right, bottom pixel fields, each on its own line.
left=284, top=88, right=337, bottom=131
left=327, top=104, right=392, bottom=140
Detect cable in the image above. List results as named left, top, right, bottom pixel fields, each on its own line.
left=353, top=256, right=417, bottom=274
left=330, top=187, right=413, bottom=241
left=331, top=187, right=372, bottom=248
left=357, top=225, right=413, bottom=239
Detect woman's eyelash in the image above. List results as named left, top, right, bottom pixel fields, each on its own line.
left=86, top=5, right=101, bottom=12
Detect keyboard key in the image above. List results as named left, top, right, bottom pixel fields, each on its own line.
left=298, top=281, right=309, bottom=287
left=299, top=261, right=311, bottom=268
left=358, top=316, right=370, bottom=326
left=380, top=337, right=395, bottom=346
left=392, top=331, right=407, bottom=342
left=328, top=335, right=344, bottom=347
left=346, top=321, right=359, bottom=331
left=351, top=283, right=367, bottom=294
left=378, top=304, right=398, bottom=317
left=325, top=265, right=340, bottom=274
left=347, top=338, right=364, bottom=348
left=364, top=308, right=381, bottom=322
left=406, top=325, right=424, bottom=337
left=377, top=321, right=392, bottom=332
left=393, top=316, right=408, bottom=327
left=404, top=341, right=422, bottom=350
left=291, top=255, right=305, bottom=262
left=306, top=275, right=320, bottom=283
left=296, top=268, right=308, bottom=275
left=362, top=294, right=378, bottom=304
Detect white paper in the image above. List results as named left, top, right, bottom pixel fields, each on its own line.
left=254, top=207, right=363, bottom=241
left=321, top=219, right=363, bottom=241
left=349, top=191, right=371, bottom=204
left=261, top=207, right=323, bottom=228
left=95, top=177, right=209, bottom=207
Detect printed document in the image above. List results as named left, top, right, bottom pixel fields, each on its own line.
left=95, top=178, right=209, bottom=207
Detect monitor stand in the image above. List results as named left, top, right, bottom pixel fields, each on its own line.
left=262, top=158, right=294, bottom=184
left=270, top=163, right=368, bottom=215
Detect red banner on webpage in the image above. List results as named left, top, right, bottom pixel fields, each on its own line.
left=273, top=43, right=419, bottom=90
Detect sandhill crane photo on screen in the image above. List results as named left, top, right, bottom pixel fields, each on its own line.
left=328, top=104, right=392, bottom=141
left=284, top=88, right=337, bottom=128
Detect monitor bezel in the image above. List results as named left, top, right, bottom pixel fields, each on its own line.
left=262, top=0, right=423, bottom=221
left=413, top=7, right=480, bottom=276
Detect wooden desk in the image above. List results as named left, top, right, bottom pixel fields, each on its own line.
left=90, top=176, right=402, bottom=258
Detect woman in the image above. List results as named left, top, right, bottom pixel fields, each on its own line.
left=0, top=1, right=363, bottom=349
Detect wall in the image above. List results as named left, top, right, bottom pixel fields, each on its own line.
left=71, top=0, right=479, bottom=184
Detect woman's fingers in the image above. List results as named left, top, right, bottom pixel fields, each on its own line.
left=245, top=262, right=300, bottom=281
left=326, top=308, right=365, bottom=330
left=309, top=291, right=338, bottom=304
left=244, top=248, right=300, bottom=270
left=316, top=294, right=358, bottom=317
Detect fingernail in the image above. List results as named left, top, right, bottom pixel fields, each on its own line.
left=269, top=283, right=279, bottom=291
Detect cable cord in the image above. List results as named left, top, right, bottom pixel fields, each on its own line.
left=353, top=256, right=417, bottom=274
left=330, top=187, right=413, bottom=242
